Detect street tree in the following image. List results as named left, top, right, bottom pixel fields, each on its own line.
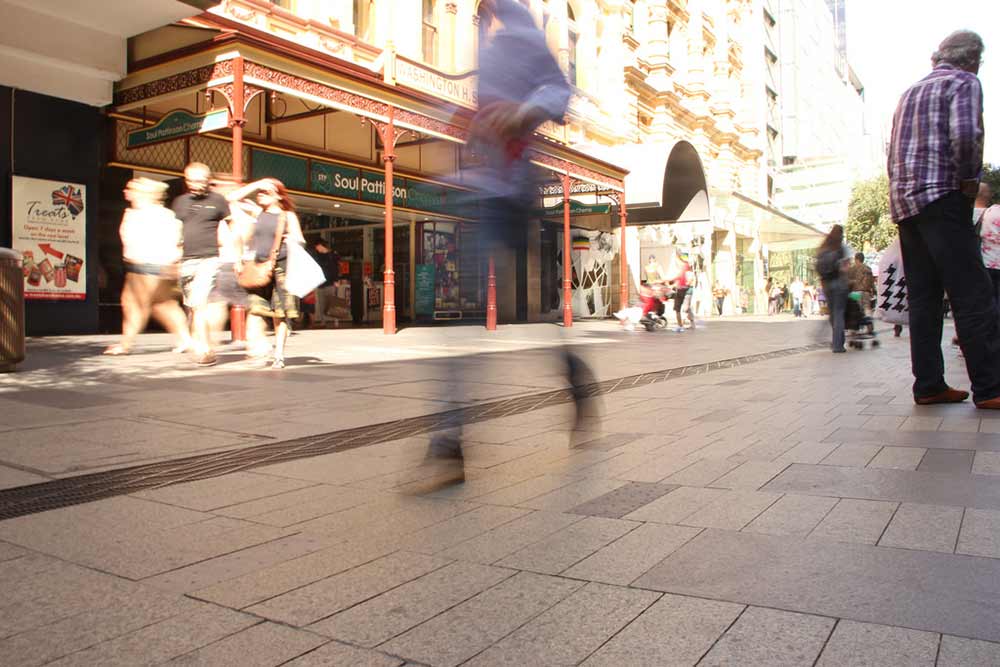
left=845, top=174, right=894, bottom=252
left=982, top=163, right=1000, bottom=203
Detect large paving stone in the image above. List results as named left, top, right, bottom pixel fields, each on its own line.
left=246, top=552, right=449, bottom=626
left=471, top=474, right=578, bottom=506
left=938, top=635, right=1000, bottom=666
left=867, top=446, right=926, bottom=470
left=956, top=508, right=1000, bottom=558
left=878, top=503, right=963, bottom=553
left=815, top=620, right=938, bottom=667
left=664, top=458, right=742, bottom=486
left=633, top=528, right=1000, bottom=642
left=130, top=473, right=314, bottom=512
left=825, top=427, right=1000, bottom=450
left=440, top=510, right=583, bottom=564
left=681, top=490, right=781, bottom=530
left=581, top=593, right=744, bottom=666
left=809, top=499, right=898, bottom=545
left=623, top=486, right=727, bottom=524
left=464, top=582, right=658, bottom=666
left=308, top=561, right=513, bottom=646
left=281, top=640, right=403, bottom=666
left=566, top=482, right=678, bottom=519
left=380, top=572, right=582, bottom=667
left=699, top=607, right=834, bottom=666
left=710, top=460, right=790, bottom=489
left=399, top=505, right=529, bottom=554
left=495, top=516, right=638, bottom=574
left=821, top=444, right=882, bottom=467
left=517, top=477, right=630, bottom=512
left=743, top=493, right=838, bottom=536
left=763, top=463, right=1000, bottom=509
left=563, top=523, right=702, bottom=585
left=168, top=622, right=327, bottom=666
left=44, top=604, right=258, bottom=667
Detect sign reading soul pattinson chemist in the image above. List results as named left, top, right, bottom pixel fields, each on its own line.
left=11, top=176, right=87, bottom=301
left=126, top=109, right=229, bottom=149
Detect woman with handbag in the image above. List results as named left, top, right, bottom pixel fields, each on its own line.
left=227, top=178, right=304, bottom=369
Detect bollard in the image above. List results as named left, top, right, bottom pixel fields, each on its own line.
left=230, top=304, right=247, bottom=343
left=486, top=256, right=497, bottom=331
left=0, top=248, right=26, bottom=372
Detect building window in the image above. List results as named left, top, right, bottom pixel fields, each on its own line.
left=353, top=0, right=372, bottom=40
left=567, top=4, right=578, bottom=86
left=422, top=0, right=439, bottom=65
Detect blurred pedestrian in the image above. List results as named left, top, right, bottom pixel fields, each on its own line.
left=309, top=238, right=341, bottom=327
left=104, top=178, right=193, bottom=356
left=802, top=281, right=814, bottom=317
left=816, top=225, right=849, bottom=353
left=975, top=184, right=1000, bottom=307
left=847, top=252, right=875, bottom=313
left=424, top=0, right=590, bottom=481
left=174, top=162, right=232, bottom=366
left=227, top=178, right=305, bottom=370
left=790, top=277, right=805, bottom=318
left=208, top=175, right=249, bottom=333
left=888, top=30, right=1000, bottom=408
left=712, top=281, right=728, bottom=316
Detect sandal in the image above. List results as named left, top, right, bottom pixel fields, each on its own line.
left=103, top=344, right=130, bottom=356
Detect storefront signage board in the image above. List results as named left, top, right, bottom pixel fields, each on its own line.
left=126, top=109, right=228, bottom=149
left=539, top=200, right=612, bottom=218
left=395, top=57, right=478, bottom=109
left=360, top=170, right=409, bottom=207
left=11, top=176, right=87, bottom=301
left=415, top=264, right=436, bottom=315
left=311, top=161, right=361, bottom=199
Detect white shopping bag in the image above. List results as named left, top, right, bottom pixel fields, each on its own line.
left=876, top=238, right=909, bottom=325
left=284, top=242, right=325, bottom=298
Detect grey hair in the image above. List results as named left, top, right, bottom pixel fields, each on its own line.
left=932, top=30, right=984, bottom=70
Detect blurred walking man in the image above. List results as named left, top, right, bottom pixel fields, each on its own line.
left=425, top=0, right=591, bottom=480
left=888, top=30, right=1000, bottom=408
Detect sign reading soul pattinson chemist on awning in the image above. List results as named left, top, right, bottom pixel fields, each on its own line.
left=126, top=109, right=229, bottom=149
left=11, top=176, right=87, bottom=301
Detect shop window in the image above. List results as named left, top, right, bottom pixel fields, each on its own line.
left=353, top=0, right=372, bottom=40
left=422, top=0, right=439, bottom=66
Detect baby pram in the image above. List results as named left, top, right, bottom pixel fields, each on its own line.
left=846, top=291, right=879, bottom=349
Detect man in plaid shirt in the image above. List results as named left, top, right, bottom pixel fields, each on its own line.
left=889, top=30, right=1000, bottom=409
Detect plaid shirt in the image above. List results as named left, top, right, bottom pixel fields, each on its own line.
left=888, top=63, right=984, bottom=222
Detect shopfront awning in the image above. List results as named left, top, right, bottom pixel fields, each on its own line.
left=712, top=190, right=826, bottom=245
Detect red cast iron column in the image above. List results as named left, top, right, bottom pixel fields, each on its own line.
left=562, top=173, right=573, bottom=328
left=620, top=187, right=628, bottom=311
left=229, top=57, right=247, bottom=342
left=486, top=255, right=497, bottom=330
left=381, top=107, right=397, bottom=334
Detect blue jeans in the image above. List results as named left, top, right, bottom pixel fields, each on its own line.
left=823, top=279, right=847, bottom=352
left=898, top=191, right=1000, bottom=403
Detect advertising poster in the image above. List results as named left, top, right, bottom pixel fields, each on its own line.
left=11, top=176, right=87, bottom=301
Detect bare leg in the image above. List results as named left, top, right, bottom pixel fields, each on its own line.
left=246, top=313, right=270, bottom=357
left=273, top=318, right=289, bottom=361
left=150, top=279, right=193, bottom=351
left=119, top=273, right=155, bottom=350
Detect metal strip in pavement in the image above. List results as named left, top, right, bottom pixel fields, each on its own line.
left=0, top=344, right=824, bottom=521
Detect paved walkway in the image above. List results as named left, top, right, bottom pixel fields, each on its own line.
left=4, top=318, right=1000, bottom=665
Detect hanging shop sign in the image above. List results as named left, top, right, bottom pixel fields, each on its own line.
left=11, top=176, right=87, bottom=301
left=539, top=200, right=612, bottom=218
left=126, top=109, right=229, bottom=149
left=415, top=264, right=436, bottom=316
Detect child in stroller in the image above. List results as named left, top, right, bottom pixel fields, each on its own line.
left=845, top=291, right=879, bottom=349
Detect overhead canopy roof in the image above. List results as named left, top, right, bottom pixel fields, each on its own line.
left=712, top=190, right=826, bottom=244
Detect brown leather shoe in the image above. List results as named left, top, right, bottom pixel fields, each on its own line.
left=915, top=388, right=970, bottom=405
left=976, top=397, right=1000, bottom=410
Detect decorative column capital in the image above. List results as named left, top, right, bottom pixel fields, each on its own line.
left=445, top=2, right=458, bottom=14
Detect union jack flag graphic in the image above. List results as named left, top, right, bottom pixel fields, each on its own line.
left=51, top=185, right=84, bottom=218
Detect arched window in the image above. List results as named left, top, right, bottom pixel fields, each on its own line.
left=567, top=4, right=579, bottom=86
left=353, top=0, right=372, bottom=40
left=422, top=0, right=438, bottom=65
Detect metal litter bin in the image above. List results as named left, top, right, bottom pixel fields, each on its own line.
left=0, top=248, right=25, bottom=372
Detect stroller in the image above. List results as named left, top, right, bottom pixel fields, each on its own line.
left=845, top=291, right=879, bottom=349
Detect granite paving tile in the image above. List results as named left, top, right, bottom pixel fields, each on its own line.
left=294, top=496, right=476, bottom=541
left=517, top=477, right=630, bottom=512
left=439, top=511, right=584, bottom=564
left=566, top=482, right=678, bottom=518
left=663, top=458, right=742, bottom=486
left=878, top=503, right=963, bottom=553
left=899, top=416, right=943, bottom=432
left=634, top=528, right=1000, bottom=642
left=190, top=535, right=400, bottom=610
left=937, top=635, right=1000, bottom=666
left=867, top=446, right=926, bottom=470
left=45, top=604, right=259, bottom=667
left=744, top=493, right=838, bottom=536
left=130, top=473, right=314, bottom=512
left=938, top=418, right=982, bottom=433
left=861, top=416, right=907, bottom=431
left=821, top=444, right=882, bottom=467
left=775, top=441, right=841, bottom=464
left=0, top=465, right=48, bottom=490
left=496, top=516, right=638, bottom=574
left=623, top=486, right=728, bottom=524
left=399, top=505, right=529, bottom=554
left=0, top=541, right=27, bottom=562
left=281, top=641, right=403, bottom=667
left=681, top=490, right=782, bottom=530
left=380, top=572, right=582, bottom=667
left=709, top=460, right=790, bottom=489
left=463, top=583, right=659, bottom=667
left=699, top=606, right=833, bottom=666
left=308, top=562, right=513, bottom=646
left=581, top=593, right=745, bottom=666
left=246, top=552, right=449, bottom=626
left=727, top=439, right=799, bottom=462
left=809, top=499, right=898, bottom=545
left=563, top=523, right=702, bottom=585
left=917, top=448, right=975, bottom=474
left=972, top=451, right=1000, bottom=475
left=956, top=508, right=1000, bottom=558
left=614, top=454, right=698, bottom=483
left=471, top=474, right=578, bottom=506
left=763, top=463, right=1000, bottom=509
left=214, top=485, right=375, bottom=525
left=572, top=432, right=646, bottom=451
left=168, top=622, right=327, bottom=666
left=815, top=620, right=938, bottom=667
left=824, top=427, right=1000, bottom=450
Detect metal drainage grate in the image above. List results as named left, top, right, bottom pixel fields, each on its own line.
left=0, top=344, right=824, bottom=521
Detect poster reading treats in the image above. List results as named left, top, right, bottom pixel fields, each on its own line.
left=12, top=176, right=87, bottom=300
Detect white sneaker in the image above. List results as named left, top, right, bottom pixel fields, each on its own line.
left=674, top=327, right=685, bottom=333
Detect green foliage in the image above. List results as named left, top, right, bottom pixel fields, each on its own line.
left=845, top=174, right=895, bottom=252
left=982, top=163, right=1000, bottom=203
